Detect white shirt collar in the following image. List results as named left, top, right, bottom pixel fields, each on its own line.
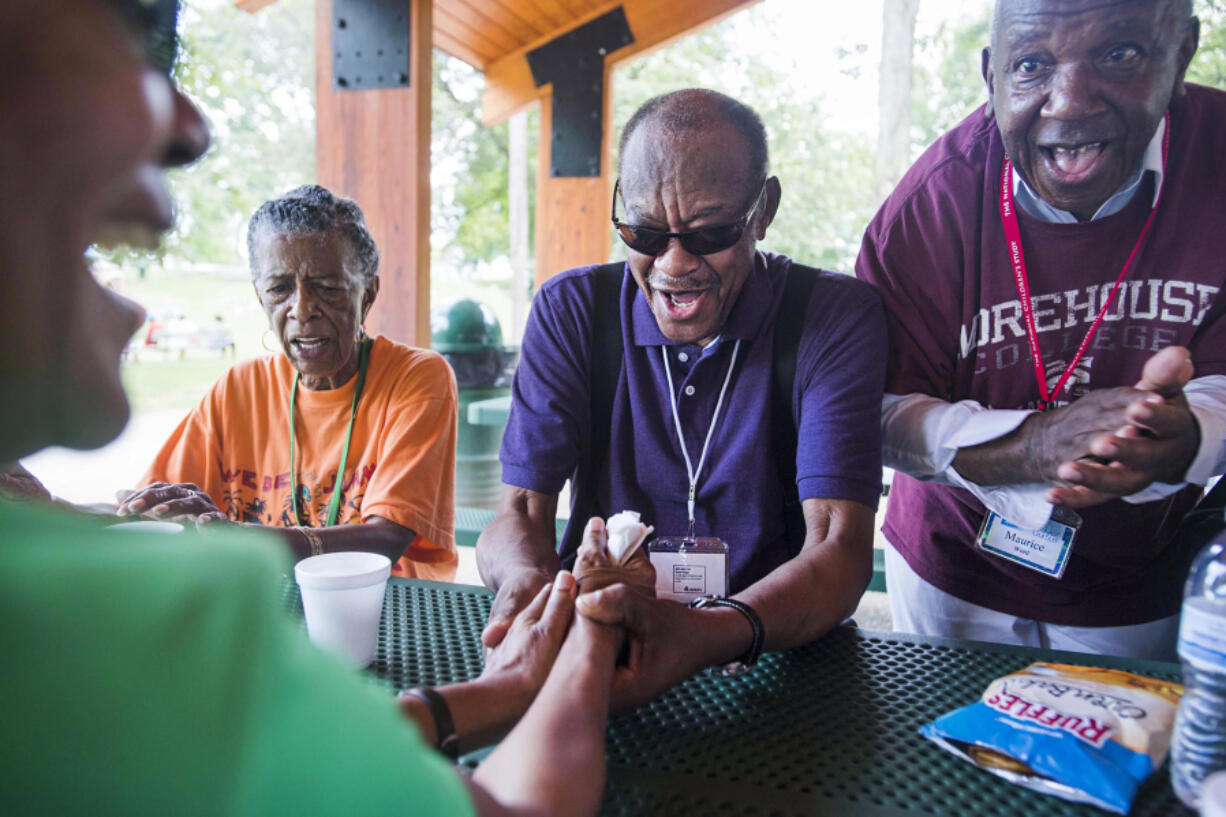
left=1012, top=117, right=1166, bottom=223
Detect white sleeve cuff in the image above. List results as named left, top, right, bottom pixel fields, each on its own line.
left=881, top=394, right=1052, bottom=529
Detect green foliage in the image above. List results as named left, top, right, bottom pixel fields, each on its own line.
left=1189, top=0, right=1226, bottom=89
left=101, top=0, right=316, bottom=271
left=431, top=56, right=537, bottom=273
left=911, top=8, right=992, bottom=153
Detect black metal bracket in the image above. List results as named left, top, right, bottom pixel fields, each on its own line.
left=332, top=0, right=410, bottom=91
left=526, top=7, right=634, bottom=177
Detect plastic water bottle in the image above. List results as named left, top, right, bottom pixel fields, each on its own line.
left=1172, top=541, right=1226, bottom=808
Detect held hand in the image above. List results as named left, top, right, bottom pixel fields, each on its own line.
left=1048, top=347, right=1199, bottom=507
left=1022, top=386, right=1155, bottom=480
left=480, top=571, right=578, bottom=702
left=116, top=482, right=223, bottom=522
left=0, top=467, right=51, bottom=503
left=482, top=568, right=554, bottom=649
left=577, top=586, right=706, bottom=712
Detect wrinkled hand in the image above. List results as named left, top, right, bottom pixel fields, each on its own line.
left=480, top=571, right=577, bottom=699
left=482, top=568, right=554, bottom=649
left=0, top=467, right=51, bottom=503
left=1023, top=386, right=1154, bottom=480
left=116, top=482, right=223, bottom=522
left=577, top=586, right=705, bottom=712
left=573, top=517, right=655, bottom=596
left=1049, top=346, right=1199, bottom=507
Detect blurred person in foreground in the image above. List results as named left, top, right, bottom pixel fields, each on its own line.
left=120, top=184, right=461, bottom=581
left=0, top=2, right=620, bottom=815
left=857, top=0, right=1226, bottom=659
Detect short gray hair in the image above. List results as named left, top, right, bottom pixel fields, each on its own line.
left=246, top=185, right=379, bottom=281
left=618, top=89, right=769, bottom=188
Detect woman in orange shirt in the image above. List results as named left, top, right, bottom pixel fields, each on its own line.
left=119, top=185, right=458, bottom=580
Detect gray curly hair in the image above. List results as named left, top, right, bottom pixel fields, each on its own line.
left=246, top=185, right=379, bottom=281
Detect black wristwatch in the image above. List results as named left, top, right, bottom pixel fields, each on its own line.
left=402, top=686, right=461, bottom=760
left=688, top=594, right=766, bottom=677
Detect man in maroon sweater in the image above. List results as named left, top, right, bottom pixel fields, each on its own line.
left=857, top=0, right=1225, bottom=659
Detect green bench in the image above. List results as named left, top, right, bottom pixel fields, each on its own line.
left=453, top=506, right=887, bottom=592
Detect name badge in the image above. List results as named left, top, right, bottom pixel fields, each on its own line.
left=975, top=507, right=1081, bottom=579
left=648, top=537, right=729, bottom=603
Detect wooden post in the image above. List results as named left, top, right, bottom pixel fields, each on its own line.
left=508, top=111, right=530, bottom=341
left=314, top=0, right=432, bottom=348
left=532, top=90, right=614, bottom=290
left=481, top=0, right=762, bottom=290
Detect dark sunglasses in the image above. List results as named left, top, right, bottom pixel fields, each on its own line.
left=109, top=0, right=181, bottom=75
left=611, top=179, right=767, bottom=257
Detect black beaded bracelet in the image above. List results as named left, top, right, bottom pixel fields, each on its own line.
left=688, top=594, right=765, bottom=676
left=402, top=686, right=460, bottom=760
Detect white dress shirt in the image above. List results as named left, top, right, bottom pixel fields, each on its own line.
left=882, top=119, right=1226, bottom=529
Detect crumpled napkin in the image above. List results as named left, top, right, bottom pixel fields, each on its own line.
left=573, top=511, right=655, bottom=595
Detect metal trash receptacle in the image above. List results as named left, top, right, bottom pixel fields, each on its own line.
left=432, top=299, right=516, bottom=510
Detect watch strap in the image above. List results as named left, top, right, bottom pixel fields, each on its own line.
left=403, top=686, right=460, bottom=760
left=688, top=595, right=765, bottom=675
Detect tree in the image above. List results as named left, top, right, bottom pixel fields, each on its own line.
left=101, top=0, right=316, bottom=271
left=431, top=55, right=538, bottom=275
left=1189, top=0, right=1226, bottom=89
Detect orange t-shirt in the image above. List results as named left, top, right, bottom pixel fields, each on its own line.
left=141, top=335, right=458, bottom=580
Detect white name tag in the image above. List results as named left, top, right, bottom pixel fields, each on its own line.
left=975, top=508, right=1080, bottom=579
left=648, top=537, right=729, bottom=603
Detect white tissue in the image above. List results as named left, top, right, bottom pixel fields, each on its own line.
left=606, top=510, right=653, bottom=565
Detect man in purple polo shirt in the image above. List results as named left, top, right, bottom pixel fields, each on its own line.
left=477, top=89, right=886, bottom=706
left=857, top=0, right=1226, bottom=659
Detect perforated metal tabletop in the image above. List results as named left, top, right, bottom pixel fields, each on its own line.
left=286, top=578, right=1192, bottom=816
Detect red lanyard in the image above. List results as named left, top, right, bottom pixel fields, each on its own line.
left=997, top=113, right=1170, bottom=410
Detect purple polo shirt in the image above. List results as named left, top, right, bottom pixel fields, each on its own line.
left=500, top=252, right=886, bottom=590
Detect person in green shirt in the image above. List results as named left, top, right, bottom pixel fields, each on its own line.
left=0, top=2, right=620, bottom=815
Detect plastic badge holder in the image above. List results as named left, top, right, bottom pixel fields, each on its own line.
left=295, top=552, right=391, bottom=667
left=648, top=536, right=730, bottom=603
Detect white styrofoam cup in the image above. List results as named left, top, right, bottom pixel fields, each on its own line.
left=294, top=552, right=391, bottom=667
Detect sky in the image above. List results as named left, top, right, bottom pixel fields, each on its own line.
left=720, top=0, right=993, bottom=137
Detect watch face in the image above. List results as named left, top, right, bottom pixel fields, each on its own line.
left=705, top=661, right=752, bottom=678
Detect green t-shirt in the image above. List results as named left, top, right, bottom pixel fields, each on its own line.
left=0, top=501, right=474, bottom=816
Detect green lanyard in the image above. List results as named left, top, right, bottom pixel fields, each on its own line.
left=289, top=336, right=372, bottom=528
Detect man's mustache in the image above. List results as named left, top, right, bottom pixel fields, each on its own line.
left=646, top=272, right=720, bottom=291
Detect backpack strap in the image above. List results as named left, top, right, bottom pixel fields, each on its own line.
left=771, top=263, right=819, bottom=550
left=558, top=262, right=626, bottom=565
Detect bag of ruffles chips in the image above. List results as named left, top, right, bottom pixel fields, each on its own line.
left=921, top=663, right=1183, bottom=813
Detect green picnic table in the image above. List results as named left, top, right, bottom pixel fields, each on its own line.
left=287, top=578, right=1191, bottom=817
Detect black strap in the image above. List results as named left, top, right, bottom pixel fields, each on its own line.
left=402, top=686, right=460, bottom=760
left=558, top=262, right=625, bottom=564
left=771, top=264, right=818, bottom=551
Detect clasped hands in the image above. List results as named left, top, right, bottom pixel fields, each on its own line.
left=115, top=482, right=227, bottom=526
left=483, top=518, right=721, bottom=714
left=1029, top=345, right=1201, bottom=508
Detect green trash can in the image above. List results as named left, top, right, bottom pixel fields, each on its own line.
left=432, top=299, right=516, bottom=510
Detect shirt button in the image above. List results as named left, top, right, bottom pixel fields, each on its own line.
left=678, top=352, right=689, bottom=362
left=684, top=385, right=696, bottom=397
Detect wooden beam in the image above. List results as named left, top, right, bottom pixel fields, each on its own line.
left=481, top=0, right=762, bottom=126
left=507, top=0, right=761, bottom=287
left=315, top=0, right=433, bottom=348
left=530, top=60, right=615, bottom=287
